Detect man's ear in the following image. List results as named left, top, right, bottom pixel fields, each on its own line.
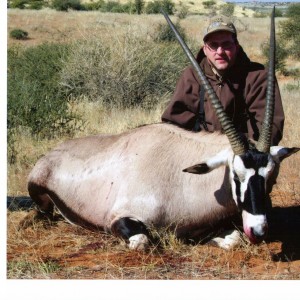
left=270, top=146, right=300, bottom=163
left=203, top=43, right=208, bottom=57
left=183, top=149, right=231, bottom=175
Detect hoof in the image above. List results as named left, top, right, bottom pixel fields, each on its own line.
left=128, top=234, right=149, bottom=251
left=208, top=229, right=241, bottom=250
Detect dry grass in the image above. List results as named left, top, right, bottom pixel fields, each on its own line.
left=7, top=210, right=300, bottom=280
left=7, top=9, right=300, bottom=281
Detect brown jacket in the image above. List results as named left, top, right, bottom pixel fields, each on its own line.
left=162, top=47, right=285, bottom=145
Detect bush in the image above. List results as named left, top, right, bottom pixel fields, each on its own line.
left=9, top=0, right=27, bottom=9
left=59, top=34, right=190, bottom=108
left=285, top=3, right=300, bottom=18
left=135, top=0, right=144, bottom=14
left=279, top=7, right=300, bottom=59
left=202, top=1, right=216, bottom=9
left=261, top=39, right=289, bottom=75
left=10, top=29, right=28, bottom=40
left=51, top=0, right=83, bottom=11
left=145, top=0, right=175, bottom=15
left=220, top=3, right=235, bottom=17
left=82, top=0, right=105, bottom=11
left=95, top=0, right=134, bottom=13
left=8, top=0, right=46, bottom=9
left=8, top=43, right=82, bottom=140
left=153, top=21, right=186, bottom=42
left=274, top=8, right=283, bottom=18
left=177, top=4, right=189, bottom=19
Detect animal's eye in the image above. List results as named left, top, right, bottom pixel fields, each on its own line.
left=259, top=161, right=275, bottom=178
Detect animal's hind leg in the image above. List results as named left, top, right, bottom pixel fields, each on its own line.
left=19, top=183, right=55, bottom=229
left=111, top=217, right=150, bottom=251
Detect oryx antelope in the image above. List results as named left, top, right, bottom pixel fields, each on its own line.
left=23, top=9, right=299, bottom=250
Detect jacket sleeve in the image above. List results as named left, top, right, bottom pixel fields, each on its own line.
left=245, top=69, right=285, bottom=146
left=161, top=67, right=201, bottom=130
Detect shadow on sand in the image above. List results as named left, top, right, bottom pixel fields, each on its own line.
left=267, top=205, right=300, bottom=262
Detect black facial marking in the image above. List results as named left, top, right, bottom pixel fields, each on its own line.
left=233, top=172, right=241, bottom=204
left=241, top=149, right=269, bottom=171
left=111, top=217, right=149, bottom=240
left=241, top=149, right=269, bottom=169
left=243, top=175, right=266, bottom=215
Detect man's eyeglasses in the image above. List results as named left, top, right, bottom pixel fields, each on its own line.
left=205, top=41, right=236, bottom=52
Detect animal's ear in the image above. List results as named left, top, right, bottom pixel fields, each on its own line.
left=270, top=146, right=300, bottom=163
left=183, top=149, right=231, bottom=175
left=183, top=163, right=210, bottom=174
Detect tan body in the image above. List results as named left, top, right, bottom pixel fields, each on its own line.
left=28, top=123, right=238, bottom=238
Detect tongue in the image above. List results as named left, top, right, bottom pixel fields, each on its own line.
left=243, top=225, right=259, bottom=244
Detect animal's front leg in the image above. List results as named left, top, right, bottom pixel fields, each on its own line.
left=111, top=217, right=150, bottom=251
left=208, top=229, right=241, bottom=250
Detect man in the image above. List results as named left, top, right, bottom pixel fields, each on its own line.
left=162, top=15, right=284, bottom=146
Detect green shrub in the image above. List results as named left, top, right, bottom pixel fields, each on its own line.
left=288, top=34, right=300, bottom=59
left=95, top=0, right=133, bottom=13
left=145, top=0, right=175, bottom=15
left=220, top=3, right=235, bottom=17
left=261, top=39, right=289, bottom=75
left=177, top=4, right=189, bottom=19
left=202, top=1, right=216, bottom=9
left=274, top=8, right=283, bottom=18
left=161, top=0, right=175, bottom=15
left=51, top=0, right=83, bottom=11
left=153, top=21, right=186, bottom=42
left=9, top=0, right=28, bottom=9
left=279, top=11, right=300, bottom=59
left=8, top=43, right=82, bottom=140
left=59, top=35, right=191, bottom=108
left=10, top=29, right=28, bottom=40
left=135, top=0, right=144, bottom=14
left=10, top=0, right=27, bottom=9
left=82, top=0, right=104, bottom=11
left=8, top=0, right=46, bottom=9
left=29, top=0, right=44, bottom=9
left=285, top=3, right=300, bottom=18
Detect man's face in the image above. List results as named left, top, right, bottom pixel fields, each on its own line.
left=203, top=31, right=239, bottom=74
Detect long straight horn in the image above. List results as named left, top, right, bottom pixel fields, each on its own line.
left=161, top=10, right=248, bottom=155
left=256, top=6, right=276, bottom=153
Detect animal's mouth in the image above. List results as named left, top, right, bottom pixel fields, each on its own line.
left=244, top=226, right=267, bottom=244
left=242, top=211, right=268, bottom=244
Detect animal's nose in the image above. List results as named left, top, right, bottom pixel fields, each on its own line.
left=251, top=223, right=268, bottom=240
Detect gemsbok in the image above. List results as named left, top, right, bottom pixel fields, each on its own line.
left=22, top=8, right=299, bottom=250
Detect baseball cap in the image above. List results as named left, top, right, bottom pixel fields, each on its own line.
left=203, top=15, right=237, bottom=41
